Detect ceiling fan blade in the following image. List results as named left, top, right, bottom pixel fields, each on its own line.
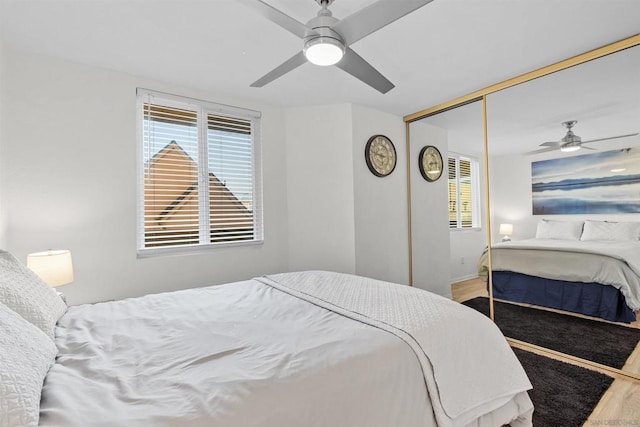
left=581, top=133, right=640, bottom=144
left=250, top=52, right=307, bottom=87
left=332, top=0, right=434, bottom=45
left=580, top=145, right=597, bottom=150
left=335, top=48, right=394, bottom=94
left=524, top=147, right=558, bottom=156
left=236, top=0, right=308, bottom=39
left=540, top=141, right=560, bottom=147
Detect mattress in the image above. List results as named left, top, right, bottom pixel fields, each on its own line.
left=39, top=271, right=533, bottom=426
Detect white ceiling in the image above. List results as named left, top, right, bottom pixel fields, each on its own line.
left=418, top=44, right=640, bottom=157
left=1, top=0, right=639, bottom=118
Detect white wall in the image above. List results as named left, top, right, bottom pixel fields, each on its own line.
left=489, top=135, right=640, bottom=242
left=3, top=48, right=290, bottom=305
left=351, top=104, right=409, bottom=285
left=489, top=153, right=536, bottom=241
left=2, top=47, right=424, bottom=305
left=284, top=104, right=356, bottom=274
left=408, top=121, right=451, bottom=296
left=283, top=104, right=414, bottom=285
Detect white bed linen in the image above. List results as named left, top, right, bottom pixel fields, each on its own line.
left=40, top=273, right=532, bottom=427
left=260, top=271, right=532, bottom=426
left=480, top=239, right=640, bottom=310
left=0, top=250, right=67, bottom=340
left=0, top=302, right=57, bottom=427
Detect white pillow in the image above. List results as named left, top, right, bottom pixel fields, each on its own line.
left=535, top=220, right=584, bottom=240
left=0, top=302, right=58, bottom=427
left=581, top=220, right=640, bottom=242
left=0, top=250, right=67, bottom=339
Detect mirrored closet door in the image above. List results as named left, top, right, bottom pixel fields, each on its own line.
left=408, top=101, right=488, bottom=304
left=485, top=44, right=640, bottom=376
left=405, top=34, right=640, bottom=380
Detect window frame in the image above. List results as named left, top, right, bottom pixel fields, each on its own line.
left=136, top=88, right=263, bottom=258
left=447, top=152, right=481, bottom=231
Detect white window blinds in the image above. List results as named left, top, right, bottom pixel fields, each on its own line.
left=448, top=157, right=458, bottom=228
left=448, top=154, right=480, bottom=229
left=207, top=114, right=255, bottom=243
left=138, top=89, right=262, bottom=255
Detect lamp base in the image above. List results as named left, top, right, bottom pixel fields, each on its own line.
left=502, top=236, right=512, bottom=242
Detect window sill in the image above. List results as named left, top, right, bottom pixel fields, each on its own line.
left=449, top=227, right=483, bottom=233
left=137, top=239, right=264, bottom=259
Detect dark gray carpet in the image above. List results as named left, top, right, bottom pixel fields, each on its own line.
left=463, top=297, right=640, bottom=369
left=513, top=348, right=613, bottom=427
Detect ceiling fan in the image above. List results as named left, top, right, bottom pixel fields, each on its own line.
left=525, top=120, right=639, bottom=155
left=237, top=0, right=434, bottom=94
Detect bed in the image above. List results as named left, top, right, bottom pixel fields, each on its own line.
left=478, top=220, right=640, bottom=323
left=0, top=250, right=533, bottom=427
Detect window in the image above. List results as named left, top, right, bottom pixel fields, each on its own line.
left=137, top=89, right=262, bottom=256
left=448, top=153, right=480, bottom=229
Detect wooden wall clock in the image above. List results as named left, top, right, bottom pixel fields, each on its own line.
left=365, top=135, right=397, bottom=177
left=418, top=145, right=443, bottom=182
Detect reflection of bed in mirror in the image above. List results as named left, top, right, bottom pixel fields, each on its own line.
left=479, top=219, right=640, bottom=323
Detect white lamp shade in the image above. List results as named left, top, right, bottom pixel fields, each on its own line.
left=499, top=223, right=513, bottom=236
left=27, top=250, right=74, bottom=287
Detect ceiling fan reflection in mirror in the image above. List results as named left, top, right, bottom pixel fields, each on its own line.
left=237, top=0, right=434, bottom=94
left=525, top=120, right=639, bottom=156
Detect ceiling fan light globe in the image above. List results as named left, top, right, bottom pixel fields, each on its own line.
left=560, top=144, right=581, bottom=153
left=304, top=37, right=345, bottom=66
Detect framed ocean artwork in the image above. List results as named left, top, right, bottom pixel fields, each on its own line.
left=531, top=147, right=640, bottom=214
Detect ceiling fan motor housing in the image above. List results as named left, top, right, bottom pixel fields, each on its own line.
left=303, top=10, right=345, bottom=65
left=561, top=120, right=580, bottom=142
left=560, top=120, right=582, bottom=151
left=304, top=9, right=343, bottom=44
left=561, top=130, right=581, bottom=144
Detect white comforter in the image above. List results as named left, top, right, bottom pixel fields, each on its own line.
left=39, top=271, right=532, bottom=427
left=481, top=239, right=640, bottom=310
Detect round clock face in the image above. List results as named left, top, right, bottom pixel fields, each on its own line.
left=419, top=145, right=443, bottom=182
left=365, top=135, right=397, bottom=177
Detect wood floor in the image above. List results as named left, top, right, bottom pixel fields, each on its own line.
left=451, top=277, right=640, bottom=425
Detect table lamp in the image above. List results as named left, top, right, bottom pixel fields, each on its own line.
left=499, top=224, right=513, bottom=242
left=27, top=249, right=74, bottom=302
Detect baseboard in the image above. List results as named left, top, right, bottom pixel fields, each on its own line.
left=450, top=273, right=479, bottom=284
